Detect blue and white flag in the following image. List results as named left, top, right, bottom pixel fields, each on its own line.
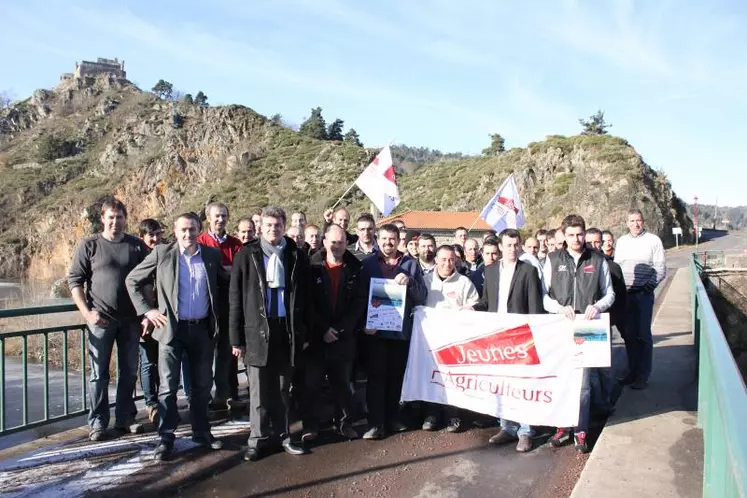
left=480, top=174, right=524, bottom=232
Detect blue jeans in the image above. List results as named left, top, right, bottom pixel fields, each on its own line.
left=139, top=336, right=159, bottom=408
left=87, top=320, right=140, bottom=430
left=158, top=321, right=214, bottom=441
left=590, top=366, right=613, bottom=413
left=624, top=291, right=655, bottom=382
left=575, top=368, right=591, bottom=433
left=500, top=419, right=533, bottom=437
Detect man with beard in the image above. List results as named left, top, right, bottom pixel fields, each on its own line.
left=351, top=213, right=378, bottom=260
left=360, top=224, right=427, bottom=439
left=301, top=225, right=367, bottom=442
left=543, top=215, right=615, bottom=453
left=464, top=238, right=482, bottom=272
left=229, top=206, right=311, bottom=461
left=535, top=229, right=549, bottom=262
left=552, top=227, right=567, bottom=252
left=417, top=233, right=437, bottom=275
left=197, top=202, right=243, bottom=408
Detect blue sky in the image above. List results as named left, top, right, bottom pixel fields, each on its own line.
left=1, top=0, right=745, bottom=206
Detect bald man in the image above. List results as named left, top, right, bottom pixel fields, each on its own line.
left=323, top=207, right=359, bottom=245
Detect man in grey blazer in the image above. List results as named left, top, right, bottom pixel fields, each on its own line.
left=127, top=212, right=230, bottom=461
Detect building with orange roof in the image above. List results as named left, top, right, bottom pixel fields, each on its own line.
left=377, top=211, right=493, bottom=245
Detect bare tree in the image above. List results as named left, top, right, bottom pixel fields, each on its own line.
left=0, top=90, right=14, bottom=109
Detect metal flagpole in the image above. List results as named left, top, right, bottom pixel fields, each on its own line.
left=467, top=212, right=483, bottom=233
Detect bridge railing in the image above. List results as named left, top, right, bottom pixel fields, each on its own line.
left=691, top=253, right=747, bottom=497
left=0, top=303, right=94, bottom=436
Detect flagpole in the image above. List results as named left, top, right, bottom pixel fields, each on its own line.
left=329, top=138, right=397, bottom=211
left=467, top=212, right=482, bottom=234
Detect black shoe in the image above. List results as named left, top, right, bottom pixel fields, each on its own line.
left=301, top=429, right=318, bottom=443
left=89, top=428, right=106, bottom=442
left=631, top=379, right=649, bottom=390
left=192, top=432, right=223, bottom=450
left=446, top=418, right=463, bottom=433
left=618, top=374, right=635, bottom=385
left=422, top=416, right=438, bottom=431
left=243, top=447, right=260, bottom=462
left=154, top=440, right=173, bottom=461
left=388, top=421, right=409, bottom=433
left=362, top=426, right=386, bottom=440
left=282, top=440, right=308, bottom=455
left=338, top=425, right=359, bottom=440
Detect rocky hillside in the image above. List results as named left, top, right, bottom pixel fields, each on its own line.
left=0, top=75, right=691, bottom=280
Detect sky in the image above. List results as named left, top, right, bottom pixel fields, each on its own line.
left=1, top=0, right=745, bottom=206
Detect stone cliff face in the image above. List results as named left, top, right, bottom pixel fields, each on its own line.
left=0, top=77, right=691, bottom=280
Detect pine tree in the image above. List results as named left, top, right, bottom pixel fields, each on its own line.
left=579, top=110, right=612, bottom=135
left=326, top=118, right=344, bottom=141
left=298, top=107, right=327, bottom=140
left=151, top=80, right=173, bottom=100
left=343, top=128, right=363, bottom=147
left=182, top=93, right=193, bottom=105
left=194, top=91, right=209, bottom=107
left=481, top=133, right=506, bottom=156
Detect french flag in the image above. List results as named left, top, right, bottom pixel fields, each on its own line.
left=355, top=145, right=400, bottom=216
left=480, top=173, right=525, bottom=232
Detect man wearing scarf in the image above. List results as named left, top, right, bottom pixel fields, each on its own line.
left=229, top=206, right=311, bottom=462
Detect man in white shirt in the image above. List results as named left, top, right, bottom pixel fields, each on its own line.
left=422, top=245, right=479, bottom=432
left=614, top=209, right=666, bottom=389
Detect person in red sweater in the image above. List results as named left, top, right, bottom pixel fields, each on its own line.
left=196, top=202, right=243, bottom=408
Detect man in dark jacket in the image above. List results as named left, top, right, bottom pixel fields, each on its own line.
left=301, top=225, right=367, bottom=442
left=360, top=223, right=427, bottom=440
left=472, top=229, right=543, bottom=452
left=229, top=206, right=311, bottom=462
left=469, top=237, right=499, bottom=298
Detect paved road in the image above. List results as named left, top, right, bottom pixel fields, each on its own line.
left=666, top=230, right=747, bottom=269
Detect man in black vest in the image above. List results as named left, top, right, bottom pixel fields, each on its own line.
left=542, top=215, right=615, bottom=454
left=301, top=225, right=367, bottom=442
left=229, top=206, right=311, bottom=462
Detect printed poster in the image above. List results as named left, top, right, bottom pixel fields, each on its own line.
left=365, top=278, right=407, bottom=332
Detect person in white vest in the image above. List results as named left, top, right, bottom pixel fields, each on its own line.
left=422, top=245, right=479, bottom=432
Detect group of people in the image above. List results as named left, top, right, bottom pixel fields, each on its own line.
left=68, top=198, right=665, bottom=462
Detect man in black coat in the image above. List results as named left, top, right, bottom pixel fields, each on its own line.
left=471, top=229, right=543, bottom=453
left=229, top=206, right=311, bottom=462
left=301, top=225, right=367, bottom=442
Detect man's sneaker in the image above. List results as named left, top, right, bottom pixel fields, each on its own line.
left=147, top=406, right=159, bottom=425
left=192, top=432, right=223, bottom=450
left=362, top=426, right=386, bottom=440
left=445, top=418, right=463, bottom=433
left=113, top=422, right=144, bottom=436
left=422, top=415, right=439, bottom=431
left=516, top=435, right=533, bottom=453
left=549, top=428, right=570, bottom=447
left=89, top=428, right=106, bottom=442
left=488, top=429, right=517, bottom=445
left=301, top=429, right=318, bottom=443
left=574, top=431, right=589, bottom=453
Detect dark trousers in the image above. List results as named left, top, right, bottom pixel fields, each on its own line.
left=139, top=335, right=159, bottom=408
left=87, top=320, right=140, bottom=430
left=624, top=290, right=655, bottom=382
left=214, top=325, right=239, bottom=401
left=363, top=336, right=409, bottom=428
left=247, top=318, right=293, bottom=450
left=158, top=320, right=214, bottom=441
left=303, top=356, right=354, bottom=430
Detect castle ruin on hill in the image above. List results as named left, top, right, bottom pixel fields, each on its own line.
left=60, top=57, right=127, bottom=82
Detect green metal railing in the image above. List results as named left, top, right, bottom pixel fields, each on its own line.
left=691, top=254, right=747, bottom=497
left=0, top=303, right=89, bottom=436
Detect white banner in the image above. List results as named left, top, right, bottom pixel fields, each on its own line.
left=401, top=308, right=610, bottom=428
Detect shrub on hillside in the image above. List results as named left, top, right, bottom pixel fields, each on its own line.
left=36, top=135, right=77, bottom=162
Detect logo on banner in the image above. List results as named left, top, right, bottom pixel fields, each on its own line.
left=431, top=324, right=540, bottom=366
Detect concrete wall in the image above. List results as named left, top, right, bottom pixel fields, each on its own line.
left=704, top=273, right=747, bottom=381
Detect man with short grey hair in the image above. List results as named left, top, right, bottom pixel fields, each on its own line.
left=614, top=209, right=666, bottom=390
left=229, top=206, right=311, bottom=461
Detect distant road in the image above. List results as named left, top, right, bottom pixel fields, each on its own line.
left=667, top=230, right=747, bottom=269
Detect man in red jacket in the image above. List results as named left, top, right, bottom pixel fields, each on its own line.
left=197, top=202, right=243, bottom=408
